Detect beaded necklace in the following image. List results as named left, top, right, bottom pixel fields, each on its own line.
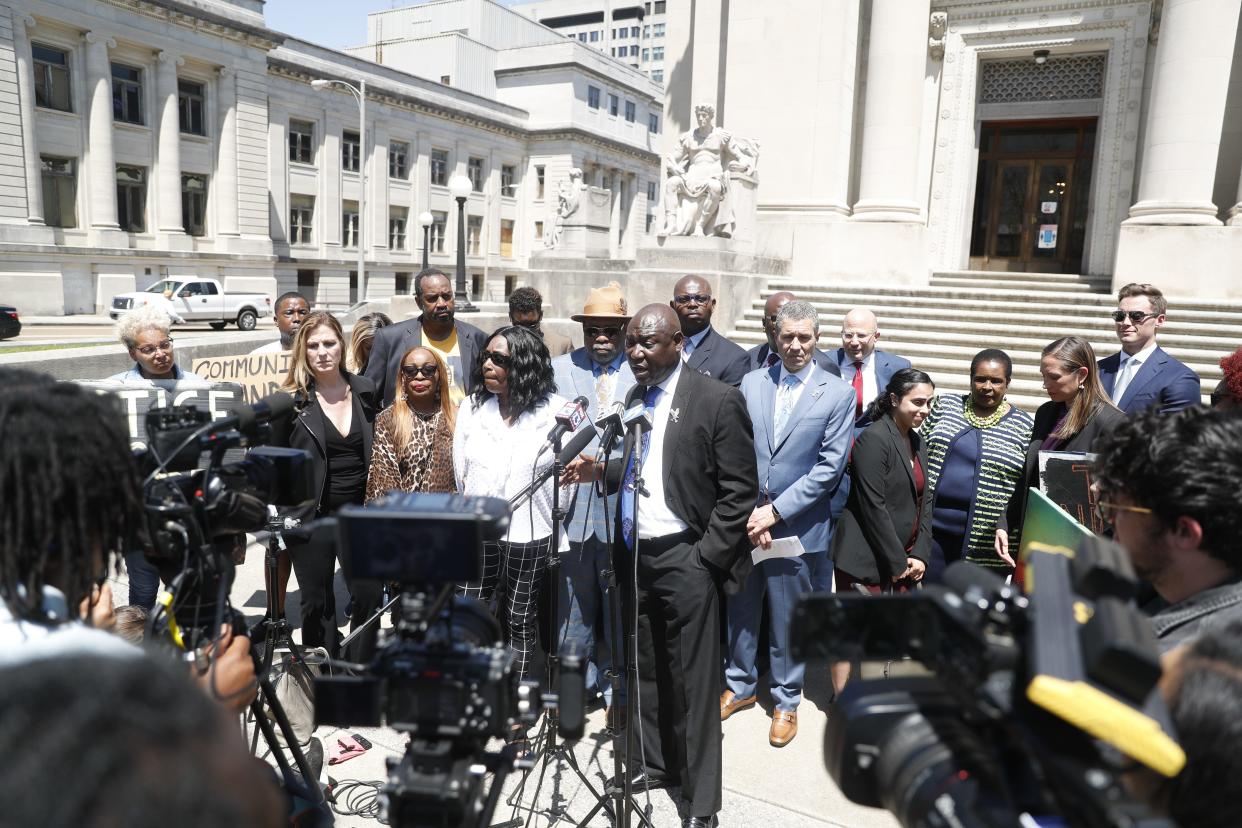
left=963, top=399, right=1010, bottom=429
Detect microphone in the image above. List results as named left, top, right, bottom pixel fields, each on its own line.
left=537, top=396, right=589, bottom=457
left=207, top=391, right=294, bottom=438
left=592, top=401, right=626, bottom=459
left=621, top=400, right=653, bottom=432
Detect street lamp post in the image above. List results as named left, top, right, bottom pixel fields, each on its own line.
left=310, top=77, right=367, bottom=303
left=418, top=210, right=433, bottom=272
left=447, top=173, right=477, bottom=312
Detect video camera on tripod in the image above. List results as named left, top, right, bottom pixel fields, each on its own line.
left=791, top=536, right=1185, bottom=828
left=313, top=492, right=584, bottom=828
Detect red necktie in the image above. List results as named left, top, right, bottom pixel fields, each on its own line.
left=852, top=361, right=864, bottom=418
left=765, top=351, right=780, bottom=368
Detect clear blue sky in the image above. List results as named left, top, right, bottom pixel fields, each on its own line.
left=264, top=0, right=521, bottom=50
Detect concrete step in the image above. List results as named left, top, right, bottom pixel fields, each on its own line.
left=930, top=276, right=1098, bottom=293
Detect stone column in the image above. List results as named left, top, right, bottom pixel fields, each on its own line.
left=84, top=32, right=120, bottom=231
left=608, top=168, right=622, bottom=257
left=850, top=0, right=931, bottom=222
left=13, top=15, right=43, bottom=225
left=1126, top=0, right=1242, bottom=225
left=155, top=51, right=186, bottom=237
left=215, top=67, right=240, bottom=238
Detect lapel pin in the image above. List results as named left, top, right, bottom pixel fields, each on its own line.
left=670, top=408, right=680, bottom=423
left=811, top=390, right=823, bottom=399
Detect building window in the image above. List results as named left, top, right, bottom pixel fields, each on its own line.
left=116, top=165, right=146, bottom=232
left=111, top=63, right=143, bottom=125
left=500, top=219, right=514, bottom=258
left=178, top=80, right=205, bottom=136
left=620, top=46, right=630, bottom=58
left=535, top=165, right=545, bottom=200
left=289, top=120, right=314, bottom=164
left=644, top=25, right=651, bottom=37
left=652, top=46, right=664, bottom=60
left=578, top=32, right=587, bottom=42
left=40, top=156, right=76, bottom=228
left=588, top=86, right=600, bottom=109
left=589, top=30, right=599, bottom=42
left=181, top=174, right=207, bottom=236
left=625, top=101, right=636, bottom=123
left=430, top=148, right=449, bottom=186
left=342, top=200, right=359, bottom=248
left=389, top=207, right=408, bottom=250
left=430, top=210, right=447, bottom=253
left=389, top=141, right=408, bottom=179
left=646, top=213, right=655, bottom=233
left=648, top=113, right=660, bottom=133
left=440, top=74, right=451, bottom=85
left=342, top=130, right=360, bottom=173
left=32, top=43, right=71, bottom=112
left=652, top=69, right=664, bottom=83
left=647, top=180, right=658, bottom=202
left=654, top=23, right=666, bottom=37
left=632, top=26, right=640, bottom=37
left=501, top=164, right=516, bottom=196
left=395, top=271, right=410, bottom=294
left=534, top=220, right=544, bottom=241
left=642, top=48, right=650, bottom=62
left=608, top=94, right=619, bottom=116
left=466, top=215, right=482, bottom=255
left=467, top=156, right=484, bottom=192
left=654, top=1, right=666, bottom=13
left=290, top=195, right=314, bottom=244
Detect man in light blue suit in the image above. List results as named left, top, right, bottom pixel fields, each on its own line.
left=551, top=282, right=636, bottom=716
left=1098, top=283, right=1201, bottom=415
left=722, top=300, right=855, bottom=748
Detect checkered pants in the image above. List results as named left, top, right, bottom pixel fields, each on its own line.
left=459, top=537, right=552, bottom=680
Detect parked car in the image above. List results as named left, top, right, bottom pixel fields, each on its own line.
left=110, top=278, right=272, bottom=331
left=0, top=305, right=19, bottom=340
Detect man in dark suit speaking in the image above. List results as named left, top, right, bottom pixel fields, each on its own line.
left=579, top=304, right=757, bottom=828
left=363, top=268, right=487, bottom=407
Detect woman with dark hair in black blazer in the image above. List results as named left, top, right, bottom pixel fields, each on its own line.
left=830, top=368, right=936, bottom=694
left=271, top=311, right=379, bottom=661
left=452, top=325, right=566, bottom=684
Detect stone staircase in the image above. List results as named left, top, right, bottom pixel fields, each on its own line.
left=727, top=270, right=1242, bottom=412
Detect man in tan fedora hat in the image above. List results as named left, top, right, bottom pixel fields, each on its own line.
left=552, top=281, right=635, bottom=722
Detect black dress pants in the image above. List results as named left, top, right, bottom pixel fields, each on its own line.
left=287, top=527, right=382, bottom=662
left=622, top=531, right=723, bottom=818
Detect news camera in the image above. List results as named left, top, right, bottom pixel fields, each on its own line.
left=790, top=537, right=1185, bottom=828
left=313, top=492, right=581, bottom=828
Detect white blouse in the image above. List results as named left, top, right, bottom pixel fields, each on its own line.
left=453, top=393, right=569, bottom=547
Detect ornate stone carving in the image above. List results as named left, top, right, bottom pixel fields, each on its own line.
left=929, top=12, right=948, bottom=61
left=544, top=167, right=585, bottom=249
left=659, top=102, right=759, bottom=238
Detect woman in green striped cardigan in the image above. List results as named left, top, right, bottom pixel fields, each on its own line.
left=920, top=349, right=1034, bottom=580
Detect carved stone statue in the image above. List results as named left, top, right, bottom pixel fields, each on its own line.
left=660, top=103, right=759, bottom=238
left=545, top=167, right=585, bottom=249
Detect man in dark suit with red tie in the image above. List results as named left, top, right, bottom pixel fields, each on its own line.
left=582, top=304, right=757, bottom=828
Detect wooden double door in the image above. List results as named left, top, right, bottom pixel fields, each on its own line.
left=969, top=119, right=1097, bottom=274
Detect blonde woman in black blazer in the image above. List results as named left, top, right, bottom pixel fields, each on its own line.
left=829, top=369, right=936, bottom=694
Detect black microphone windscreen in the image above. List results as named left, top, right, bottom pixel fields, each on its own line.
left=236, top=391, right=295, bottom=435
left=556, top=424, right=597, bottom=464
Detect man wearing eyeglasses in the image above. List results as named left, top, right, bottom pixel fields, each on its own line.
left=670, top=275, right=750, bottom=387
left=250, top=291, right=309, bottom=355
left=1092, top=407, right=1242, bottom=652
left=834, top=307, right=911, bottom=431
left=509, top=286, right=573, bottom=357
left=1098, top=283, right=1201, bottom=415
left=551, top=282, right=635, bottom=724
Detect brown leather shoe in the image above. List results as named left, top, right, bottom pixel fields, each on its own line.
left=719, top=690, right=756, bottom=721
left=769, top=710, right=797, bottom=747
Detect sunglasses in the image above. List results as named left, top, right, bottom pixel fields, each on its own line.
left=135, top=339, right=173, bottom=356
left=482, top=350, right=512, bottom=369
left=673, top=293, right=712, bottom=306
left=401, top=364, right=438, bottom=379
left=1094, top=499, right=1154, bottom=524
left=1111, top=310, right=1157, bottom=324
left=585, top=325, right=623, bottom=339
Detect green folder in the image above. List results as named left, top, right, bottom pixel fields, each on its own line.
left=1018, top=487, right=1095, bottom=562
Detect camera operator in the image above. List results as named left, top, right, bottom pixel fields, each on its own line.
left=1092, top=406, right=1242, bottom=651
left=0, top=368, right=257, bottom=711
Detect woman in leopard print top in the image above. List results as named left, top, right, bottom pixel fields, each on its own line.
left=365, top=345, right=457, bottom=501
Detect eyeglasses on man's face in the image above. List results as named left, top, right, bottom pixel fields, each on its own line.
left=135, top=339, right=174, bottom=356
left=1111, top=310, right=1157, bottom=325
left=585, top=325, right=623, bottom=340
left=673, top=293, right=712, bottom=306
left=1094, top=499, right=1154, bottom=524
left=401, top=364, right=438, bottom=379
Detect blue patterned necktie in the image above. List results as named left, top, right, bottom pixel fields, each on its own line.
left=620, top=386, right=662, bottom=549
left=773, top=373, right=799, bottom=443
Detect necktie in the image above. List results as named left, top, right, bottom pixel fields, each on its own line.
left=852, top=360, right=865, bottom=418
left=773, top=374, right=799, bottom=443
left=620, top=386, right=662, bottom=548
left=595, top=366, right=615, bottom=413
left=765, top=351, right=780, bottom=368
left=1111, top=357, right=1139, bottom=404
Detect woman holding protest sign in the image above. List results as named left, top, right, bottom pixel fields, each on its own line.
left=271, top=311, right=379, bottom=661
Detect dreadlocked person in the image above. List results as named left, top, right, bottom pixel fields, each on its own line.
left=0, top=369, right=256, bottom=711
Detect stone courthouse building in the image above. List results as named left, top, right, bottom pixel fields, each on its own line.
left=0, top=0, right=661, bottom=314
left=663, top=0, right=1242, bottom=298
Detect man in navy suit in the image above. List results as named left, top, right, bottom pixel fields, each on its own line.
left=551, top=282, right=636, bottom=719
left=834, top=307, right=912, bottom=432
left=1098, top=283, right=1201, bottom=415
left=723, top=300, right=855, bottom=748
left=671, top=274, right=751, bottom=387
left=746, top=291, right=841, bottom=377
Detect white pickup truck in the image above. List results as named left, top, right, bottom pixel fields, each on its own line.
left=110, top=278, right=273, bottom=331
